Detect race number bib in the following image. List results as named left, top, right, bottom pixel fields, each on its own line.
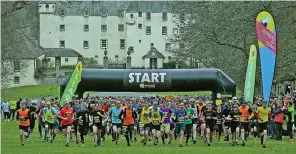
left=114, top=114, right=120, bottom=120
left=243, top=116, right=248, bottom=121
left=66, top=112, right=71, bottom=117
left=163, top=112, right=168, bottom=118
left=94, top=116, right=100, bottom=123
left=178, top=116, right=184, bottom=122
left=139, top=123, right=145, bottom=128
left=152, top=120, right=160, bottom=125
left=47, top=116, right=53, bottom=120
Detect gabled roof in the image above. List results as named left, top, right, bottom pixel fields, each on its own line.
left=1, top=38, right=44, bottom=59
left=44, top=48, right=82, bottom=57
left=52, top=1, right=172, bottom=16
left=142, top=47, right=165, bottom=59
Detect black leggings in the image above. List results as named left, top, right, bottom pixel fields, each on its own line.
left=3, top=112, right=10, bottom=120
left=10, top=109, right=16, bottom=121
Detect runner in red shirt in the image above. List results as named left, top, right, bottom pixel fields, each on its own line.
left=58, top=102, right=74, bottom=147
left=101, top=103, right=109, bottom=113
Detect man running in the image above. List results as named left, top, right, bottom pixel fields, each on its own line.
left=149, top=103, right=164, bottom=147
left=256, top=101, right=271, bottom=148
left=27, top=101, right=38, bottom=141
left=238, top=102, right=253, bottom=146
left=160, top=102, right=173, bottom=145
left=110, top=101, right=123, bottom=144
left=90, top=104, right=106, bottom=147
left=197, top=101, right=206, bottom=140
left=227, top=104, right=240, bottom=146
left=190, top=99, right=199, bottom=144
left=39, top=102, right=58, bottom=142
left=123, top=101, right=136, bottom=146
left=138, top=102, right=151, bottom=146
left=173, top=103, right=187, bottom=147
left=76, top=103, right=89, bottom=147
left=185, top=103, right=194, bottom=145
left=16, top=103, right=31, bottom=146
left=216, top=105, right=224, bottom=142
left=58, top=102, right=74, bottom=147
left=203, top=103, right=217, bottom=146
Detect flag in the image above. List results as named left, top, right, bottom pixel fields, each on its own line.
left=256, top=11, right=277, bottom=104
left=60, top=61, right=83, bottom=106
left=244, top=45, right=257, bottom=104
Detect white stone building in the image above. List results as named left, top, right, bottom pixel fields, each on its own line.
left=39, top=1, right=176, bottom=68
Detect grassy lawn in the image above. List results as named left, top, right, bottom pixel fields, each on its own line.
left=1, top=84, right=60, bottom=100
left=1, top=84, right=242, bottom=100
left=1, top=121, right=295, bottom=154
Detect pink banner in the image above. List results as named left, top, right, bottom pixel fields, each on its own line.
left=256, top=21, right=277, bottom=54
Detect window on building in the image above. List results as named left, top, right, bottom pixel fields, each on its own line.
left=162, top=26, right=167, bottom=35
left=118, top=10, right=124, bottom=17
left=101, top=25, right=107, bottom=32
left=84, top=24, right=89, bottom=32
left=129, top=46, right=134, bottom=53
left=179, top=43, right=185, bottom=50
left=120, top=39, right=125, bottom=49
left=59, top=9, right=65, bottom=16
left=146, top=26, right=151, bottom=35
left=14, top=61, right=20, bottom=72
left=138, top=24, right=142, bottom=29
left=138, top=12, right=142, bottom=17
left=173, top=28, right=178, bottom=35
left=46, top=4, right=49, bottom=8
left=115, top=55, right=119, bottom=58
left=14, top=76, right=20, bottom=84
left=118, top=24, right=124, bottom=31
left=83, top=9, right=90, bottom=17
left=65, top=58, right=68, bottom=62
left=150, top=43, right=154, bottom=47
left=60, top=24, right=65, bottom=32
left=60, top=40, right=65, bottom=48
left=95, top=55, right=98, bottom=58
left=130, top=14, right=134, bottom=18
left=146, top=12, right=151, bottom=20
left=83, top=41, right=89, bottom=49
left=165, top=43, right=171, bottom=51
left=139, top=40, right=141, bottom=43
left=179, top=26, right=185, bottom=34
left=162, top=12, right=168, bottom=21
left=179, top=13, right=185, bottom=23
left=101, top=39, right=108, bottom=48
left=101, top=8, right=107, bottom=17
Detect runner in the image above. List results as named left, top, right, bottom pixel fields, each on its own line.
left=75, top=102, right=89, bottom=147
left=203, top=103, right=217, bottom=146
left=39, top=102, right=58, bottom=142
left=238, top=102, right=253, bottom=146
left=149, top=103, right=164, bottom=147
left=10, top=98, right=17, bottom=121
left=90, top=103, right=106, bottom=147
left=138, top=102, right=151, bottom=146
left=197, top=100, right=206, bottom=140
left=173, top=103, right=187, bottom=147
left=190, top=99, right=199, bottom=144
left=160, top=102, right=173, bottom=145
left=58, top=102, right=74, bottom=147
left=27, top=101, right=38, bottom=141
left=16, top=103, right=31, bottom=146
left=256, top=101, right=271, bottom=148
left=227, top=104, right=240, bottom=146
left=185, top=102, right=194, bottom=145
left=2, top=100, right=10, bottom=122
left=110, top=101, right=123, bottom=144
left=122, top=101, right=136, bottom=146
left=37, top=101, right=45, bottom=139
left=215, top=105, right=224, bottom=143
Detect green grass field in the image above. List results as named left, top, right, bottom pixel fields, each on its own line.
left=1, top=121, right=295, bottom=154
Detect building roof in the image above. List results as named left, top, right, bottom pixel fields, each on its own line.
left=44, top=48, right=82, bottom=57
left=142, top=47, right=165, bottom=59
left=49, top=1, right=171, bottom=16
left=2, top=38, right=44, bottom=59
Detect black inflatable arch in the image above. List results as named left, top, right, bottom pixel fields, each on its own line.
left=60, top=68, right=236, bottom=100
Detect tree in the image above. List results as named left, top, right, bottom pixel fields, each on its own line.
left=168, top=1, right=296, bottom=91
left=1, top=1, right=40, bottom=87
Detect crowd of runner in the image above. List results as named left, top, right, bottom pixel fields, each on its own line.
left=1, top=94, right=296, bottom=148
